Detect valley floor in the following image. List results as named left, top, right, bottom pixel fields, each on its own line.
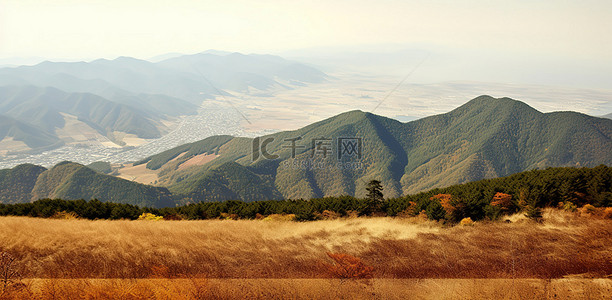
left=0, top=209, right=610, bottom=299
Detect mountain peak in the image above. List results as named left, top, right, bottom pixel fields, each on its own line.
left=338, top=109, right=366, bottom=117
left=451, top=95, right=540, bottom=116
left=324, top=109, right=370, bottom=124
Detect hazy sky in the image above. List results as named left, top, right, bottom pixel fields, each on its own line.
left=0, top=0, right=609, bottom=58
left=1, top=0, right=611, bottom=88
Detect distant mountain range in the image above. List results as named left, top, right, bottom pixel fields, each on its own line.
left=0, top=85, right=180, bottom=147
left=1, top=95, right=609, bottom=207
left=0, top=52, right=328, bottom=154
left=0, top=52, right=327, bottom=102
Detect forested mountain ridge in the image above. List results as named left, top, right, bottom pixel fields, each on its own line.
left=1, top=96, right=610, bottom=205
left=0, top=162, right=174, bottom=207
left=134, top=96, right=612, bottom=202
left=0, top=163, right=47, bottom=204
left=1, top=165, right=610, bottom=220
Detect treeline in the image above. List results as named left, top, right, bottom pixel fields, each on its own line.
left=0, top=166, right=610, bottom=222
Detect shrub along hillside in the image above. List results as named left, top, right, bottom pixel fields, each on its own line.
left=1, top=165, right=609, bottom=222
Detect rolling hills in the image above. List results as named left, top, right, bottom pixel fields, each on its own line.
left=0, top=52, right=328, bottom=155
left=157, top=52, right=327, bottom=92
left=134, top=95, right=612, bottom=201
left=0, top=115, right=64, bottom=153
left=0, top=162, right=174, bottom=207
left=0, top=85, right=173, bottom=150
left=0, top=163, right=47, bottom=204
left=0, top=95, right=610, bottom=206
left=0, top=52, right=328, bottom=103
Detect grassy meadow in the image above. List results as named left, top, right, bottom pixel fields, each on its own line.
left=0, top=209, right=611, bottom=299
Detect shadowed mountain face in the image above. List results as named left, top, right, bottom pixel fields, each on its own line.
left=134, top=96, right=612, bottom=202
left=0, top=85, right=167, bottom=145
left=0, top=115, right=64, bottom=151
left=0, top=163, right=47, bottom=204
left=1, top=96, right=610, bottom=205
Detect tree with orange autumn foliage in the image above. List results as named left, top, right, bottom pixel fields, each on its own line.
left=431, top=194, right=454, bottom=215
left=430, top=193, right=466, bottom=222
left=491, top=192, right=513, bottom=211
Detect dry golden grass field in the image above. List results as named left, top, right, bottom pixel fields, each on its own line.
left=1, top=209, right=611, bottom=299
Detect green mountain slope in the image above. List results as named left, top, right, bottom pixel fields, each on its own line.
left=0, top=115, right=63, bottom=150
left=140, top=96, right=612, bottom=201
left=27, top=162, right=175, bottom=207
left=0, top=85, right=162, bottom=139
left=1, top=165, right=610, bottom=221
left=4, top=96, right=607, bottom=206
left=86, top=161, right=112, bottom=174
left=0, top=164, right=47, bottom=204
left=173, top=161, right=284, bottom=203
left=397, top=96, right=612, bottom=192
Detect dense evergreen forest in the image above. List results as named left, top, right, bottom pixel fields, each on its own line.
left=1, top=165, right=609, bottom=223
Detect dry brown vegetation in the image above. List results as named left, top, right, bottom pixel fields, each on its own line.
left=1, top=278, right=611, bottom=300
left=0, top=209, right=611, bottom=299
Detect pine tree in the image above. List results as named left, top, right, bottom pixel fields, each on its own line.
left=365, top=180, right=384, bottom=215
left=524, top=204, right=543, bottom=222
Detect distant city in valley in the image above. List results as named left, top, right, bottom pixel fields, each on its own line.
left=1, top=51, right=611, bottom=169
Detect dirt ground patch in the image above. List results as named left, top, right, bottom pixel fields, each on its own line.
left=116, top=163, right=160, bottom=185
left=177, top=153, right=218, bottom=171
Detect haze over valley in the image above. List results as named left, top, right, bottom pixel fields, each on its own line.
left=1, top=50, right=611, bottom=169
